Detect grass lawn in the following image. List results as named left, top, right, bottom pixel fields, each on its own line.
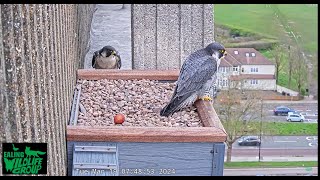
left=224, top=161, right=318, bottom=168
left=215, top=4, right=318, bottom=95
left=214, top=4, right=318, bottom=54
left=215, top=4, right=280, bottom=39
left=248, top=122, right=318, bottom=136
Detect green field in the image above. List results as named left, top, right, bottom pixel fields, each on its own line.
left=215, top=4, right=318, bottom=95
left=246, top=122, right=318, bottom=136
left=214, top=4, right=318, bottom=54
left=224, top=161, right=317, bottom=168
left=224, top=121, right=317, bottom=137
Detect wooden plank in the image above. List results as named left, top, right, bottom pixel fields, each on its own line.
left=211, top=143, right=225, bottom=176
left=67, top=126, right=227, bottom=143
left=72, top=142, right=119, bottom=176
left=195, top=100, right=227, bottom=135
left=74, top=145, right=116, bottom=153
left=73, top=163, right=117, bottom=170
left=118, top=142, right=215, bottom=176
left=77, top=69, right=179, bottom=80
left=68, top=142, right=119, bottom=176
left=67, top=141, right=75, bottom=176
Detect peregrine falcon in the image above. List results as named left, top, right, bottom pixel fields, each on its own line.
left=92, top=46, right=121, bottom=69
left=160, top=42, right=227, bottom=117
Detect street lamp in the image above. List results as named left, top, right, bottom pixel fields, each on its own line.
left=258, top=99, right=263, bottom=162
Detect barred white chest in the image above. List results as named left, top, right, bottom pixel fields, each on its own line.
left=95, top=55, right=118, bottom=69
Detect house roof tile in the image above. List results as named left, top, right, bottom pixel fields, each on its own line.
left=220, top=48, right=275, bottom=66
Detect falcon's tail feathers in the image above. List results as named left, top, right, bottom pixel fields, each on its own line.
left=160, top=93, right=192, bottom=117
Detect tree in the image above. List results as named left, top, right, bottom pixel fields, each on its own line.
left=291, top=47, right=308, bottom=95
left=269, top=45, right=286, bottom=84
left=288, top=45, right=293, bottom=89
left=310, top=54, right=318, bottom=99
left=213, top=81, right=264, bottom=162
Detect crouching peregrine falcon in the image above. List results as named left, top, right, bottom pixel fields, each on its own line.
left=92, top=46, right=121, bottom=69
left=160, top=42, right=227, bottom=117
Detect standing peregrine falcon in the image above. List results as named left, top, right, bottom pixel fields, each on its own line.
left=92, top=46, right=121, bottom=69
left=160, top=42, right=227, bottom=117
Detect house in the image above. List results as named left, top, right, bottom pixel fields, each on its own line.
left=216, top=48, right=276, bottom=91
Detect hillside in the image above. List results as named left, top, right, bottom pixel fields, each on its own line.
left=214, top=4, right=318, bottom=55
left=214, top=4, right=318, bottom=98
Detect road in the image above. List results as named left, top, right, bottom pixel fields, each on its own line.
left=226, top=136, right=318, bottom=159
left=230, top=148, right=317, bottom=157
left=262, top=102, right=318, bottom=123
left=224, top=167, right=318, bottom=176
left=233, top=136, right=318, bottom=149
left=227, top=102, right=319, bottom=123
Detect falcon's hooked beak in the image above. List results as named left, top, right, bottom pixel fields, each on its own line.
left=223, top=51, right=227, bottom=57
left=111, top=51, right=116, bottom=55
left=219, top=50, right=227, bottom=60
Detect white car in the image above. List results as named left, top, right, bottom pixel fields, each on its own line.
left=286, top=113, right=305, bottom=122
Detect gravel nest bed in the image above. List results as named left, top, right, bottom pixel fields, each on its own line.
left=77, top=79, right=203, bottom=127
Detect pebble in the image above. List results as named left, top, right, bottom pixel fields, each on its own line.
left=77, top=79, right=203, bottom=127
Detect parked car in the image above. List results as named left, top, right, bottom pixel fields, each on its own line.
left=286, top=113, right=305, bottom=122
left=273, top=106, right=296, bottom=116
left=238, top=136, right=261, bottom=146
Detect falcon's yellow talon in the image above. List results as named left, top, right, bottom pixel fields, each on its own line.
left=200, top=96, right=212, bottom=101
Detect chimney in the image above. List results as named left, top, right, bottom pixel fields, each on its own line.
left=245, top=52, right=250, bottom=64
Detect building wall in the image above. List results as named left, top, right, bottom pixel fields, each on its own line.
left=0, top=4, right=95, bottom=175
left=217, top=67, right=232, bottom=88
left=217, top=64, right=276, bottom=90
left=132, top=4, right=214, bottom=70
left=241, top=65, right=275, bottom=75
left=242, top=79, right=276, bottom=90
left=84, top=4, right=132, bottom=69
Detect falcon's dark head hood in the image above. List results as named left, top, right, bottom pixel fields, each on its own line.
left=205, top=42, right=227, bottom=59
left=99, top=45, right=119, bottom=58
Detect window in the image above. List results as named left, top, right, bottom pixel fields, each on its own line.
left=221, top=80, right=228, bottom=87
left=251, top=53, right=256, bottom=57
left=242, top=68, right=244, bottom=72
left=234, top=50, right=239, bottom=55
left=245, top=53, right=249, bottom=57
left=250, top=79, right=258, bottom=84
left=251, top=67, right=259, bottom=72
left=233, top=66, right=238, bottom=72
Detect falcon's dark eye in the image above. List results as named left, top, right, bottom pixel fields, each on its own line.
left=219, top=49, right=225, bottom=54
